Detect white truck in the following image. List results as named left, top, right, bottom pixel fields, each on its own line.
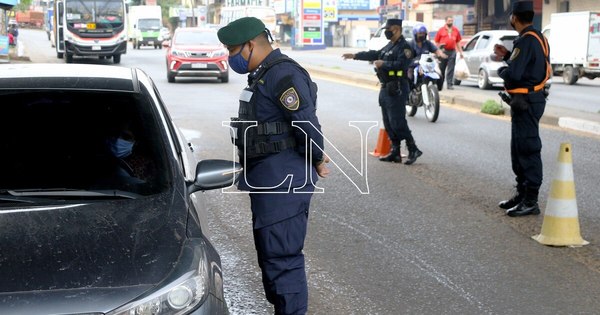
left=128, top=5, right=163, bottom=49
left=542, top=11, right=600, bottom=85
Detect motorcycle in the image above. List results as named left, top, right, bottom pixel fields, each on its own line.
left=406, top=53, right=441, bottom=123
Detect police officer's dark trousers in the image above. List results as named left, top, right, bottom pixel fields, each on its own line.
left=250, top=187, right=314, bottom=315
left=379, top=81, right=415, bottom=149
left=510, top=91, right=546, bottom=200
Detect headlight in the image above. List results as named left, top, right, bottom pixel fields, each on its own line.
left=171, top=50, right=185, bottom=57
left=209, top=49, right=227, bottom=57
left=107, top=244, right=209, bottom=315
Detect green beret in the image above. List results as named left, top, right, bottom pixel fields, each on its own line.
left=217, top=17, right=266, bottom=46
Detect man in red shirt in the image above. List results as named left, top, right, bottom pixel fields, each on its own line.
left=434, top=16, right=464, bottom=90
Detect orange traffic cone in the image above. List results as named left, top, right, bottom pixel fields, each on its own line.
left=369, top=128, right=391, bottom=157
left=532, top=143, right=588, bottom=247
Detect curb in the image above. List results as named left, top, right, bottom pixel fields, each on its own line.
left=304, top=64, right=600, bottom=136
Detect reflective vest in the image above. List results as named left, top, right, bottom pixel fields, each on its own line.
left=506, top=31, right=551, bottom=94
left=230, top=57, right=302, bottom=159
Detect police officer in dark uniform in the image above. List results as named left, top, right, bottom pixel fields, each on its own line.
left=217, top=17, right=330, bottom=315
left=342, top=19, right=422, bottom=165
left=494, top=0, right=551, bottom=217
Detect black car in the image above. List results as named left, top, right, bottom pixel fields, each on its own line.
left=0, top=64, right=239, bottom=315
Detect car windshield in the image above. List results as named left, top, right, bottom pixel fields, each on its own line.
left=138, top=18, right=161, bottom=30
left=0, top=90, right=170, bottom=198
left=174, top=31, right=220, bottom=45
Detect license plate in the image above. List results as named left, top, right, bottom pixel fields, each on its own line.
left=147, top=41, right=154, bottom=45
left=191, top=63, right=207, bottom=69
left=92, top=45, right=101, bottom=51
left=87, top=23, right=96, bottom=30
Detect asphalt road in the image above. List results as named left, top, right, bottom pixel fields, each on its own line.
left=15, top=29, right=600, bottom=314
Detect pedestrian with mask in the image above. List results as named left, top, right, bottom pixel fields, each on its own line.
left=434, top=16, right=464, bottom=90
left=217, top=17, right=330, bottom=314
left=342, top=18, right=422, bottom=165
left=494, top=0, right=551, bottom=217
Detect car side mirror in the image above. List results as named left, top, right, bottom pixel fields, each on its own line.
left=188, top=159, right=242, bottom=193
left=162, top=41, right=170, bottom=48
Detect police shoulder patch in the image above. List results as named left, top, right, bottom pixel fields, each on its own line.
left=510, top=48, right=520, bottom=60
left=279, top=87, right=300, bottom=111
left=404, top=48, right=413, bottom=59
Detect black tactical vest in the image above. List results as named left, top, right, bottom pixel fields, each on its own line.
left=231, top=57, right=315, bottom=159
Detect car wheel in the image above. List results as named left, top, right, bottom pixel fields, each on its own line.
left=113, top=54, right=121, bottom=64
left=563, top=65, right=578, bottom=85
left=453, top=78, right=461, bottom=86
left=220, top=72, right=229, bottom=83
left=65, top=53, right=73, bottom=63
left=477, top=69, right=491, bottom=90
left=57, top=52, right=63, bottom=59
left=167, top=71, right=176, bottom=83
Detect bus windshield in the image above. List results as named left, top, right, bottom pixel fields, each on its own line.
left=65, top=0, right=124, bottom=28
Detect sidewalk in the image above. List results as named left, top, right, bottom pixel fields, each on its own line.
left=281, top=44, right=600, bottom=137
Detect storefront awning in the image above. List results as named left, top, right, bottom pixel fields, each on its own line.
left=0, top=0, right=18, bottom=10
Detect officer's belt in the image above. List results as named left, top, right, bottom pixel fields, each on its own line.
left=256, top=122, right=292, bottom=135
left=381, top=79, right=406, bottom=87
left=245, top=137, right=296, bottom=155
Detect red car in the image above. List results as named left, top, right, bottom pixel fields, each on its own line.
left=164, top=27, right=229, bottom=83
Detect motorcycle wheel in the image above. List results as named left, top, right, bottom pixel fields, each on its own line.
left=424, top=83, right=440, bottom=123
left=406, top=91, right=418, bottom=117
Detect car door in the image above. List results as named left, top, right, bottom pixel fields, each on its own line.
left=463, top=35, right=480, bottom=75
left=472, top=34, right=491, bottom=73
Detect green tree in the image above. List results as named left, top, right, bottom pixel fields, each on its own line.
left=15, top=0, right=33, bottom=12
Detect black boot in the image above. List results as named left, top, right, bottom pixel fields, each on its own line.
left=380, top=145, right=402, bottom=163
left=404, top=141, right=422, bottom=165
left=498, top=184, right=525, bottom=210
left=506, top=187, right=541, bottom=217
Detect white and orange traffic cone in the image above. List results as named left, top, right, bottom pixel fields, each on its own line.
left=369, top=128, right=391, bottom=157
left=532, top=143, right=589, bottom=247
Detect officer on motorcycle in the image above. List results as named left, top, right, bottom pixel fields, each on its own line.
left=408, top=24, right=447, bottom=87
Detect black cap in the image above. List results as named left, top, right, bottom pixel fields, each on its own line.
left=512, top=1, right=534, bottom=14
left=384, top=19, right=402, bottom=28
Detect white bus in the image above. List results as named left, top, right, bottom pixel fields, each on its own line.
left=54, top=0, right=128, bottom=63
left=220, top=6, right=277, bottom=40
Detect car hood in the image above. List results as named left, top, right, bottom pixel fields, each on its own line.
left=172, top=44, right=224, bottom=52
left=0, top=189, right=188, bottom=314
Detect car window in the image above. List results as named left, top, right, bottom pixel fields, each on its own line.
left=374, top=27, right=383, bottom=37
left=475, top=35, right=491, bottom=50
left=464, top=36, right=479, bottom=52
left=174, top=31, right=220, bottom=45
left=0, top=90, right=170, bottom=196
left=499, top=35, right=517, bottom=51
